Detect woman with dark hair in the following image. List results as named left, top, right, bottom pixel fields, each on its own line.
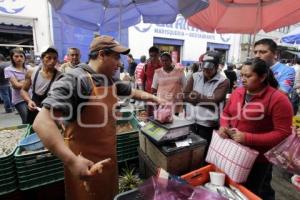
left=152, top=52, right=185, bottom=115
left=4, top=48, right=30, bottom=123
left=219, top=58, right=293, bottom=200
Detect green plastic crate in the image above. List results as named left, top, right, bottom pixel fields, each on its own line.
left=117, top=147, right=139, bottom=156
left=15, top=159, right=62, bottom=173
left=18, top=171, right=64, bottom=191
left=17, top=165, right=63, bottom=180
left=14, top=149, right=59, bottom=165
left=0, top=163, right=18, bottom=195
left=116, top=114, right=139, bottom=135
left=14, top=134, right=64, bottom=191
left=0, top=170, right=15, bottom=180
left=16, top=162, right=63, bottom=177
left=0, top=175, right=18, bottom=196
left=117, top=140, right=139, bottom=151
left=117, top=143, right=139, bottom=153
left=0, top=124, right=28, bottom=196
left=0, top=179, right=18, bottom=196
left=14, top=150, right=64, bottom=190
left=117, top=131, right=139, bottom=142
left=0, top=161, right=14, bottom=169
left=116, top=116, right=139, bottom=163
left=0, top=166, right=14, bottom=176
left=117, top=150, right=138, bottom=163
left=0, top=155, right=14, bottom=165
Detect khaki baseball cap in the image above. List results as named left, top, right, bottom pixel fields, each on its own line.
left=89, top=35, right=130, bottom=55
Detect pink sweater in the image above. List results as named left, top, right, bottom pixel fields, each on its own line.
left=220, top=86, right=293, bottom=162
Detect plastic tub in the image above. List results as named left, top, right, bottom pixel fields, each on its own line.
left=19, top=133, right=44, bottom=151
left=209, top=172, right=225, bottom=186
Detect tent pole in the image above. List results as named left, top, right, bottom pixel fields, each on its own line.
left=118, top=0, right=122, bottom=42
left=247, top=34, right=252, bottom=58
left=248, top=0, right=261, bottom=58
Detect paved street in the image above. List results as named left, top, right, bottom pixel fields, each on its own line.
left=0, top=104, right=21, bottom=128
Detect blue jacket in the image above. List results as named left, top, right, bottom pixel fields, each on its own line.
left=271, top=62, right=295, bottom=94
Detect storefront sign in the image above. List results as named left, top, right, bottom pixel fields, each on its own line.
left=134, top=16, right=218, bottom=41
left=129, top=15, right=241, bottom=64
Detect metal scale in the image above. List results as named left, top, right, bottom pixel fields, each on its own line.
left=141, top=116, right=194, bottom=144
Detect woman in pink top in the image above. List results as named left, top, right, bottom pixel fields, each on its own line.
left=151, top=52, right=186, bottom=115
left=4, top=49, right=29, bottom=123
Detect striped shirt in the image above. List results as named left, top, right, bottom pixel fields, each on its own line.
left=135, top=62, right=145, bottom=85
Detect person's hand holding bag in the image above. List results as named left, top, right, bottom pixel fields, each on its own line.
left=218, top=126, right=229, bottom=138
left=297, top=127, right=300, bottom=138
left=228, top=128, right=246, bottom=143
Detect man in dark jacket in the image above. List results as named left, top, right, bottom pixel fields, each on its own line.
left=127, top=54, right=137, bottom=77
left=224, top=63, right=237, bottom=93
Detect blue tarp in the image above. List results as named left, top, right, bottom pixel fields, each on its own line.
left=281, top=27, right=300, bottom=45
left=49, top=0, right=209, bottom=32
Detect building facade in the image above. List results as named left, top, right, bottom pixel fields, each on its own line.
left=128, top=15, right=241, bottom=65
left=0, top=0, right=52, bottom=57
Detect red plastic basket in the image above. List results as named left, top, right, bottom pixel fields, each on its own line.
left=181, top=164, right=262, bottom=200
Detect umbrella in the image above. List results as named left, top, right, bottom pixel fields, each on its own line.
left=49, top=0, right=209, bottom=32
left=281, top=27, right=300, bottom=45
left=188, top=0, right=300, bottom=34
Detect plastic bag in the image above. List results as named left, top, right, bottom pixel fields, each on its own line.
left=138, top=177, right=226, bottom=200
left=153, top=105, right=173, bottom=123
left=139, top=177, right=192, bottom=200
left=265, top=129, right=300, bottom=174
left=291, top=175, right=300, bottom=190
left=206, top=131, right=259, bottom=183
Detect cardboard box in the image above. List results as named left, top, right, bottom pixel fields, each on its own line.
left=138, top=148, right=157, bottom=179
left=139, top=132, right=206, bottom=175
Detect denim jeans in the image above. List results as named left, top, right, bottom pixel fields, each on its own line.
left=14, top=101, right=28, bottom=124
left=0, top=85, right=13, bottom=113
left=291, top=89, right=299, bottom=115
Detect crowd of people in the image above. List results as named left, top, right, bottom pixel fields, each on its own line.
left=0, top=36, right=299, bottom=200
